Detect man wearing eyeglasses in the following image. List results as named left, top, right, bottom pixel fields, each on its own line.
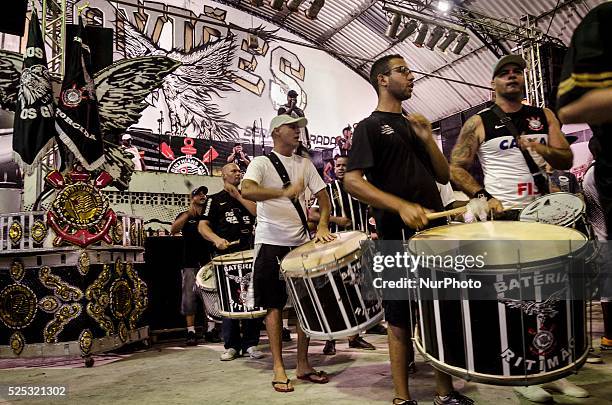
left=344, top=55, right=470, bottom=405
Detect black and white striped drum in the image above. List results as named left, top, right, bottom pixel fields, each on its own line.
left=196, top=263, right=222, bottom=322
left=408, top=222, right=589, bottom=386
left=212, top=250, right=266, bottom=319
left=520, top=192, right=590, bottom=238
left=281, top=231, right=383, bottom=340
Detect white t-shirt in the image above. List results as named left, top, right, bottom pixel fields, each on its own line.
left=121, top=145, right=142, bottom=170
left=243, top=151, right=326, bottom=246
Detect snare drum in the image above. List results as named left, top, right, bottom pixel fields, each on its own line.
left=281, top=231, right=383, bottom=340
left=196, top=263, right=222, bottom=322
left=212, top=250, right=266, bottom=319
left=409, top=222, right=589, bottom=386
left=520, top=192, right=590, bottom=237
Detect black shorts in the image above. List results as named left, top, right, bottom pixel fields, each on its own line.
left=382, top=300, right=417, bottom=330
left=253, top=244, right=294, bottom=310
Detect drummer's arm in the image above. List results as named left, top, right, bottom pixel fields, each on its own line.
left=313, top=188, right=336, bottom=242
left=450, top=116, right=503, bottom=213
left=241, top=179, right=296, bottom=201
left=521, top=108, right=573, bottom=170
left=198, top=220, right=229, bottom=251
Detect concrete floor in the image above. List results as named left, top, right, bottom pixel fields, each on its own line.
left=1, top=306, right=611, bottom=405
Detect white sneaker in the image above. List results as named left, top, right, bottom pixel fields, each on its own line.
left=542, top=378, right=589, bottom=398
left=513, top=386, right=552, bottom=403
left=220, top=348, right=238, bottom=361
left=246, top=346, right=264, bottom=359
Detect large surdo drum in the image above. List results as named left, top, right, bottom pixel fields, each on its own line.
left=281, top=231, right=383, bottom=340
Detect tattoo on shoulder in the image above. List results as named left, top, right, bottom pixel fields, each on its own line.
left=451, top=116, right=480, bottom=164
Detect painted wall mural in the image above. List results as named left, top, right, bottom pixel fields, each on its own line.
left=70, top=0, right=376, bottom=161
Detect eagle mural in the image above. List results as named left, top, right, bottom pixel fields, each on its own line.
left=0, top=50, right=180, bottom=189
left=120, top=17, right=241, bottom=141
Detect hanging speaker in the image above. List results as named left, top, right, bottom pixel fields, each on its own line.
left=65, top=24, right=114, bottom=73
left=1, top=0, right=27, bottom=36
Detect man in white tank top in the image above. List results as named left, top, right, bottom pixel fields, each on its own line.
left=450, top=55, right=573, bottom=214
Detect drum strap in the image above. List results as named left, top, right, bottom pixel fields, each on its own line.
left=266, top=153, right=312, bottom=239
left=490, top=104, right=549, bottom=195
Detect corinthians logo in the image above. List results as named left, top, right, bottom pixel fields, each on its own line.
left=167, top=155, right=210, bottom=175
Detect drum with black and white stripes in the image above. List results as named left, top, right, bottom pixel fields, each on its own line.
left=408, top=222, right=590, bottom=386
left=281, top=231, right=383, bottom=340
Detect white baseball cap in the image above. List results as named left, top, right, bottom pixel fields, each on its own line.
left=121, top=134, right=132, bottom=140
left=269, top=114, right=307, bottom=134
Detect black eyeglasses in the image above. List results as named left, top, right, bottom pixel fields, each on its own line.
left=382, top=66, right=412, bottom=76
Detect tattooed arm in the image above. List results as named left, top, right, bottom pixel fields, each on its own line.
left=450, top=115, right=504, bottom=212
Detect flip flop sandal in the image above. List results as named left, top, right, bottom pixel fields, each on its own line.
left=272, top=379, right=294, bottom=393
left=297, top=370, right=329, bottom=384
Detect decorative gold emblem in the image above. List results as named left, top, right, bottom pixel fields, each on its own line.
left=126, top=261, right=148, bottom=330
left=85, top=264, right=114, bottom=335
left=10, top=260, right=25, bottom=282
left=115, top=258, right=124, bottom=277
left=79, top=329, right=93, bottom=356
left=46, top=167, right=116, bottom=248
left=31, top=220, right=48, bottom=244
left=130, top=223, right=137, bottom=246
left=112, top=221, right=124, bottom=244
left=38, top=296, right=61, bottom=313
left=39, top=266, right=83, bottom=302
left=0, top=284, right=37, bottom=329
left=9, top=221, right=23, bottom=244
left=118, top=322, right=128, bottom=343
left=52, top=183, right=109, bottom=228
left=44, top=303, right=82, bottom=343
left=77, top=251, right=90, bottom=276
left=110, top=280, right=133, bottom=319
left=10, top=332, right=25, bottom=356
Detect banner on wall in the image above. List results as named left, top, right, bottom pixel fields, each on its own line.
left=64, top=0, right=375, bottom=153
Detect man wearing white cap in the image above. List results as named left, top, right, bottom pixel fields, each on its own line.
left=241, top=114, right=335, bottom=393
left=121, top=134, right=146, bottom=171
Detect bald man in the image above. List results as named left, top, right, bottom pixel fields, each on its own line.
left=199, top=163, right=263, bottom=361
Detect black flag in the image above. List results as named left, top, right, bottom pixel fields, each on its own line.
left=55, top=17, right=104, bottom=170
left=12, top=10, right=57, bottom=165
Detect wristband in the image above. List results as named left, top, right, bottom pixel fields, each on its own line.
left=474, top=189, right=493, bottom=201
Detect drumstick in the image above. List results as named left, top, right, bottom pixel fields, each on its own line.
left=425, top=203, right=523, bottom=220
left=426, top=206, right=468, bottom=220
left=227, top=240, right=240, bottom=246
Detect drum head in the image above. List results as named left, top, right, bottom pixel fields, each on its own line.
left=212, top=249, right=253, bottom=264
left=281, top=231, right=367, bottom=275
left=520, top=192, right=585, bottom=227
left=409, top=222, right=587, bottom=267
left=196, top=262, right=216, bottom=290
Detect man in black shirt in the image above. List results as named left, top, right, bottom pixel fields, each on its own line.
left=171, top=186, right=219, bottom=346
left=309, top=155, right=376, bottom=354
left=345, top=55, right=471, bottom=405
left=199, top=163, right=263, bottom=360
left=278, top=89, right=311, bottom=156
left=557, top=0, right=612, bottom=359
left=227, top=143, right=251, bottom=173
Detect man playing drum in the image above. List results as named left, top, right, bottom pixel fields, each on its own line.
left=449, top=55, right=573, bottom=218
left=241, top=114, right=336, bottom=393
left=450, top=55, right=589, bottom=402
left=198, top=163, right=263, bottom=361
left=309, top=154, right=377, bottom=355
left=344, top=54, right=471, bottom=405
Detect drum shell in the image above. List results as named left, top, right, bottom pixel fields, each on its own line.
left=195, top=264, right=222, bottom=323
left=410, top=222, right=589, bottom=386
left=212, top=251, right=265, bottom=319
left=283, top=233, right=383, bottom=340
